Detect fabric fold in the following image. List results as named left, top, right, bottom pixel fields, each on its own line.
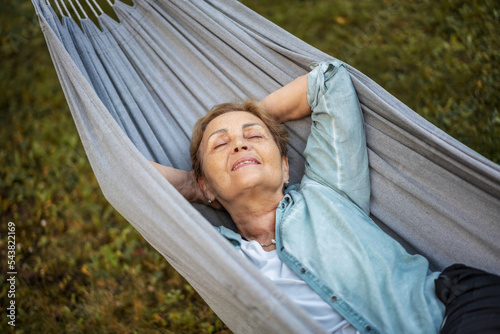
left=32, top=0, right=500, bottom=332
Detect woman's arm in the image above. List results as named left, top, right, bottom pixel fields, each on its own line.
left=261, top=74, right=311, bottom=123
left=302, top=61, right=370, bottom=214
left=149, top=161, right=222, bottom=209
left=149, top=74, right=310, bottom=206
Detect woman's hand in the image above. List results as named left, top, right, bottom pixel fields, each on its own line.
left=185, top=170, right=223, bottom=210
left=149, top=161, right=223, bottom=210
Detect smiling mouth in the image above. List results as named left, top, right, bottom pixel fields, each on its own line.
left=231, top=159, right=260, bottom=171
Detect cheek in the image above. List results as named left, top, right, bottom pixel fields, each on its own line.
left=201, top=155, right=227, bottom=186
left=263, top=145, right=283, bottom=169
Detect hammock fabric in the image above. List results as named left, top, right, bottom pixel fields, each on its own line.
left=33, top=0, right=500, bottom=332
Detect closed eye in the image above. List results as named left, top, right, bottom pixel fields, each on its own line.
left=246, top=131, right=265, bottom=139
left=214, top=142, right=227, bottom=149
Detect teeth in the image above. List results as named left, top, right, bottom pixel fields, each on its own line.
left=234, top=160, right=256, bottom=170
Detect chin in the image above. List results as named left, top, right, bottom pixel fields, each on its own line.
left=231, top=174, right=280, bottom=193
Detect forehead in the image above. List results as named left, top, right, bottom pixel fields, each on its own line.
left=204, top=111, right=266, bottom=135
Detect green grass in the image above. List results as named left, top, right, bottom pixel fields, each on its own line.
left=242, top=0, right=500, bottom=162
left=1, top=1, right=228, bottom=333
left=1, top=0, right=499, bottom=332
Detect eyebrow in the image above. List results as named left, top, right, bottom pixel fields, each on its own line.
left=207, top=122, right=264, bottom=141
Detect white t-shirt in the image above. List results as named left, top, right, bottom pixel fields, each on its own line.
left=240, top=239, right=360, bottom=334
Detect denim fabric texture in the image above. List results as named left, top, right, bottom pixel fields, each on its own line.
left=217, top=60, right=445, bottom=334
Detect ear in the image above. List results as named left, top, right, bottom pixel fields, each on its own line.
left=198, top=176, right=216, bottom=201
left=282, top=156, right=290, bottom=183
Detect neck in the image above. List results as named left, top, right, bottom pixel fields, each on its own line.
left=221, top=191, right=283, bottom=244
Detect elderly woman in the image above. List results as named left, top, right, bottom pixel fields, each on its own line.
left=151, top=60, right=500, bottom=333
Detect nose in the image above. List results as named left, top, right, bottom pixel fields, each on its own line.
left=234, top=144, right=248, bottom=153
left=233, top=138, right=249, bottom=153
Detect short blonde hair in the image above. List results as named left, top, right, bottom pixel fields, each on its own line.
left=190, top=101, right=289, bottom=178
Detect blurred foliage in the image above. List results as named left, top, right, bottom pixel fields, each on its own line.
left=0, top=1, right=228, bottom=333
left=242, top=0, right=500, bottom=163
left=0, top=0, right=499, bottom=333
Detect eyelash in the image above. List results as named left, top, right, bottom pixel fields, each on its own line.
left=213, top=135, right=263, bottom=149
left=214, top=143, right=226, bottom=149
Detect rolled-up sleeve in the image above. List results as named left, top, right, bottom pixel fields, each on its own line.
left=304, top=60, right=370, bottom=214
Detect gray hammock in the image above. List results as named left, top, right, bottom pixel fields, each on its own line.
left=32, top=0, right=500, bottom=332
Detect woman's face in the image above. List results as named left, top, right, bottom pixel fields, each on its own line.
left=198, top=111, right=289, bottom=204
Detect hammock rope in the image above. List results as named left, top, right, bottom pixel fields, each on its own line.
left=32, top=0, right=500, bottom=332
left=86, top=0, right=104, bottom=18
left=49, top=0, right=115, bottom=21
left=50, top=0, right=70, bottom=18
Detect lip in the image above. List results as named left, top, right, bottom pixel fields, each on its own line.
left=231, top=156, right=261, bottom=171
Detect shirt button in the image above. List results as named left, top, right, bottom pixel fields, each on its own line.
left=280, top=203, right=285, bottom=209
left=331, top=295, right=338, bottom=302
left=300, top=268, right=306, bottom=274
left=365, top=325, right=372, bottom=332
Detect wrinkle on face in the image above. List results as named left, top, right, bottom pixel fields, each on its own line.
left=198, top=111, right=289, bottom=205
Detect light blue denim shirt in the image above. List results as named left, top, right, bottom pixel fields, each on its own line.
left=217, top=60, right=445, bottom=334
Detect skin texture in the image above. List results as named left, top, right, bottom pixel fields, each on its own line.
left=198, top=111, right=289, bottom=248
left=150, top=73, right=311, bottom=249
